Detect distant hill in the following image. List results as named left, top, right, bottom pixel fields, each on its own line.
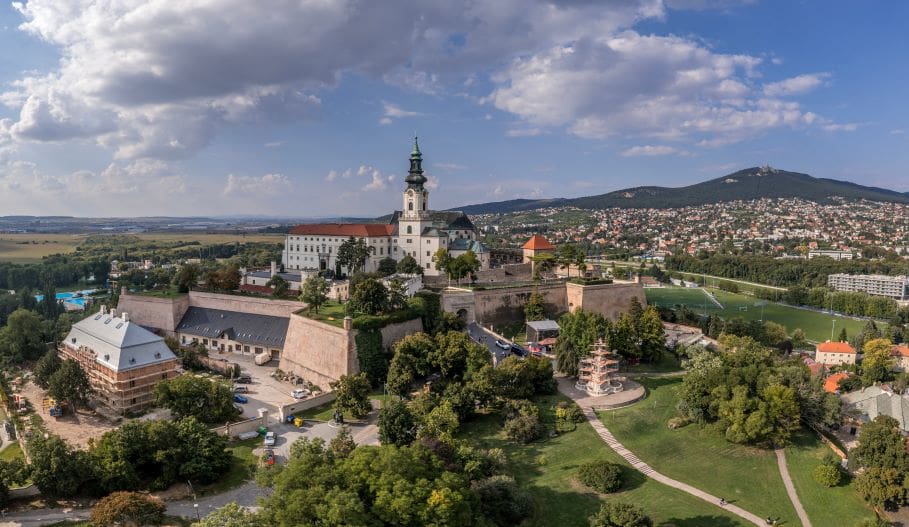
left=454, top=167, right=909, bottom=214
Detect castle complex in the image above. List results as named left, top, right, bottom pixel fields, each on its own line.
left=281, top=138, right=490, bottom=276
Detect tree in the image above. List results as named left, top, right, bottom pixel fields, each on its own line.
left=854, top=467, right=906, bottom=509
left=396, top=254, right=423, bottom=275
left=453, top=250, right=481, bottom=281
left=638, top=307, right=666, bottom=362
left=378, top=399, right=417, bottom=447
left=555, top=310, right=609, bottom=376
left=331, top=373, right=372, bottom=420
left=329, top=426, right=357, bottom=458
left=347, top=278, right=389, bottom=316
left=0, top=308, right=47, bottom=364
left=172, top=263, right=201, bottom=293
left=48, top=358, right=92, bottom=410
left=337, top=237, right=374, bottom=275
left=28, top=434, right=93, bottom=497
left=473, top=476, right=532, bottom=527
left=558, top=244, right=579, bottom=278
left=299, top=275, right=329, bottom=313
left=813, top=463, right=842, bottom=487
left=588, top=501, right=653, bottom=527
left=418, top=400, right=460, bottom=441
left=90, top=491, right=166, bottom=526
left=154, top=375, right=237, bottom=424
left=433, top=248, right=452, bottom=275
left=0, top=459, right=27, bottom=506
left=524, top=290, right=545, bottom=322
left=34, top=349, right=62, bottom=388
left=386, top=278, right=409, bottom=311
left=862, top=338, right=896, bottom=385
left=377, top=257, right=398, bottom=277
left=503, top=413, right=544, bottom=443
left=838, top=327, right=848, bottom=342
left=193, top=502, right=261, bottom=527
left=387, top=333, right=434, bottom=397
left=266, top=274, right=289, bottom=297
left=852, top=415, right=909, bottom=472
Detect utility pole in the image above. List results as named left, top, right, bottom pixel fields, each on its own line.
left=831, top=319, right=836, bottom=342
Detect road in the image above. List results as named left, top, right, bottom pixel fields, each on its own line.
left=467, top=323, right=512, bottom=365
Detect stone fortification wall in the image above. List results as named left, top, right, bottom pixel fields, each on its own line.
left=472, top=282, right=566, bottom=327
left=211, top=413, right=268, bottom=438
left=188, top=291, right=303, bottom=317
left=378, top=318, right=424, bottom=349
left=566, top=281, right=646, bottom=320
left=116, top=293, right=190, bottom=336
left=280, top=313, right=354, bottom=389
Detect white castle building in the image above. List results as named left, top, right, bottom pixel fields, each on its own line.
left=282, top=138, right=489, bottom=277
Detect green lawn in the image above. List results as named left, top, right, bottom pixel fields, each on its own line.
left=784, top=430, right=876, bottom=526
left=621, top=353, right=683, bottom=374
left=296, top=390, right=392, bottom=421
left=199, top=437, right=260, bottom=495
left=646, top=286, right=877, bottom=343
left=459, top=394, right=749, bottom=527
left=602, top=377, right=798, bottom=525
left=0, top=441, right=25, bottom=463
left=300, top=301, right=347, bottom=328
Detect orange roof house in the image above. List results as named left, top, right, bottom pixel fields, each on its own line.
left=892, top=345, right=909, bottom=371
left=522, top=235, right=556, bottom=265
left=823, top=372, right=851, bottom=393
left=288, top=223, right=395, bottom=237
left=815, top=340, right=857, bottom=366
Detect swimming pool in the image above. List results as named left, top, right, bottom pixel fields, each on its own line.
left=34, top=289, right=97, bottom=309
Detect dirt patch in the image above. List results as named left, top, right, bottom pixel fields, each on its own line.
left=18, top=380, right=118, bottom=448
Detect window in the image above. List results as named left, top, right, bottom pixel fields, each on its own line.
left=244, top=345, right=250, bottom=353
left=407, top=225, right=412, bottom=234
left=202, top=339, right=208, bottom=345
left=426, top=263, right=430, bottom=269
left=130, top=380, right=135, bottom=388
left=255, top=347, right=263, bottom=353
left=406, top=239, right=412, bottom=244
left=427, top=251, right=430, bottom=256
left=408, top=201, right=413, bottom=210
left=423, top=202, right=426, bottom=210
left=181, top=336, right=186, bottom=344
left=426, top=239, right=430, bottom=244
left=162, top=373, right=167, bottom=379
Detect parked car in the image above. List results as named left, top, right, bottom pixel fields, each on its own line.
left=291, top=389, right=310, bottom=399
left=233, top=394, right=249, bottom=404
left=510, top=344, right=527, bottom=357
left=233, top=386, right=249, bottom=393
left=264, top=431, right=277, bottom=447
left=235, top=374, right=252, bottom=384
left=494, top=339, right=511, bottom=350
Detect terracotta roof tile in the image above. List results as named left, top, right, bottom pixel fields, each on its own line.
left=816, top=341, right=856, bottom=354
left=823, top=372, right=850, bottom=393
left=892, top=345, right=909, bottom=358
left=523, top=234, right=555, bottom=250
left=288, top=224, right=394, bottom=237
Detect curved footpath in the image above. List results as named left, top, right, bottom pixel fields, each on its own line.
left=581, top=408, right=766, bottom=527
left=775, top=448, right=812, bottom=527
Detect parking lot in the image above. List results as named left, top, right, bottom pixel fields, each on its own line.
left=222, top=354, right=310, bottom=420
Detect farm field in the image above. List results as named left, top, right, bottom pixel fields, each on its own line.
left=646, top=286, right=876, bottom=343
left=460, top=394, right=749, bottom=527
left=0, top=232, right=284, bottom=263
left=603, top=377, right=876, bottom=526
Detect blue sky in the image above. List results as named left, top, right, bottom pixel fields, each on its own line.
left=0, top=0, right=906, bottom=218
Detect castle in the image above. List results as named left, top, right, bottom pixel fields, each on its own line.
left=281, top=138, right=490, bottom=276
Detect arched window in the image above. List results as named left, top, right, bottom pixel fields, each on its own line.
left=422, top=202, right=426, bottom=210
left=408, top=201, right=413, bottom=211
left=406, top=225, right=412, bottom=234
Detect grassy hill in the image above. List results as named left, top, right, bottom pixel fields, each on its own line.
left=455, top=166, right=909, bottom=214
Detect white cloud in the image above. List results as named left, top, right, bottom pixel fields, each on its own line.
left=264, top=140, right=286, bottom=148
left=358, top=165, right=396, bottom=191
left=762, top=73, right=829, bottom=96
left=506, top=127, right=543, bottom=137
left=821, top=122, right=860, bottom=132
left=433, top=163, right=466, bottom=171
left=325, top=170, right=338, bottom=182
left=224, top=173, right=292, bottom=195
left=621, top=145, right=689, bottom=157
left=425, top=175, right=440, bottom=190
left=891, top=129, right=905, bottom=135
left=379, top=101, right=422, bottom=125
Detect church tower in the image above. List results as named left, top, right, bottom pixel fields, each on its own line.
left=403, top=136, right=429, bottom=216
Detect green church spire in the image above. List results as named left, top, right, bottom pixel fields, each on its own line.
left=405, top=135, right=426, bottom=189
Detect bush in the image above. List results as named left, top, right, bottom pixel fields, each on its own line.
left=813, top=463, right=842, bottom=487
left=578, top=460, right=623, bottom=493
left=589, top=501, right=652, bottom=527
left=89, top=491, right=166, bottom=526
left=501, top=399, right=539, bottom=421
left=667, top=416, right=689, bottom=430
left=556, top=401, right=585, bottom=423
left=473, top=475, right=533, bottom=527
left=503, top=414, right=545, bottom=444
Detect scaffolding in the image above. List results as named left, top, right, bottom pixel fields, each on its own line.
left=576, top=339, right=624, bottom=396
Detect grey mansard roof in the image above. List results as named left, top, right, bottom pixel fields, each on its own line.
left=63, top=312, right=176, bottom=372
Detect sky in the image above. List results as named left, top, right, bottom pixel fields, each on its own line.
left=0, top=0, right=907, bottom=218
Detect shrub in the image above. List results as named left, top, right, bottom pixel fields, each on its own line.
left=667, top=416, right=689, bottom=430
left=556, top=401, right=585, bottom=423
left=501, top=399, right=539, bottom=421
left=503, top=414, right=545, bottom=444
left=589, top=501, right=652, bottom=527
left=578, top=460, right=623, bottom=493
left=473, top=475, right=533, bottom=527
left=813, top=463, right=842, bottom=487
left=89, top=491, right=165, bottom=526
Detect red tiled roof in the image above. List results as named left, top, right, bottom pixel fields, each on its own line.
left=288, top=223, right=394, bottom=237
left=523, top=234, right=555, bottom=250
left=823, top=372, right=850, bottom=393
left=816, top=341, right=856, bottom=354
left=892, top=345, right=909, bottom=358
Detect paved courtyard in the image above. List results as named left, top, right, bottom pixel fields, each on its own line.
left=219, top=353, right=313, bottom=420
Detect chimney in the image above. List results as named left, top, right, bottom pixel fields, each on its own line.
left=122, top=312, right=129, bottom=323
left=271, top=261, right=278, bottom=277
left=100, top=305, right=108, bottom=315
left=111, top=308, right=118, bottom=317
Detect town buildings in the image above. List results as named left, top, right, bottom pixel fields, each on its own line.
left=59, top=307, right=179, bottom=414
left=892, top=344, right=909, bottom=371
left=827, top=273, right=909, bottom=300
left=281, top=139, right=489, bottom=277
left=815, top=340, right=857, bottom=366
left=841, top=385, right=909, bottom=435
left=175, top=307, right=289, bottom=361
left=808, top=249, right=853, bottom=260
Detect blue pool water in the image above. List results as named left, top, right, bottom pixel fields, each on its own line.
left=34, top=289, right=97, bottom=309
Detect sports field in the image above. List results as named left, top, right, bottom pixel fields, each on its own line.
left=645, top=286, right=876, bottom=343
left=0, top=232, right=284, bottom=263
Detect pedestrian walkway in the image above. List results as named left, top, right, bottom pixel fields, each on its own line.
left=776, top=448, right=812, bottom=527
left=582, top=408, right=766, bottom=527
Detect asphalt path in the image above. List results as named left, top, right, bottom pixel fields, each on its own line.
left=467, top=323, right=513, bottom=365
